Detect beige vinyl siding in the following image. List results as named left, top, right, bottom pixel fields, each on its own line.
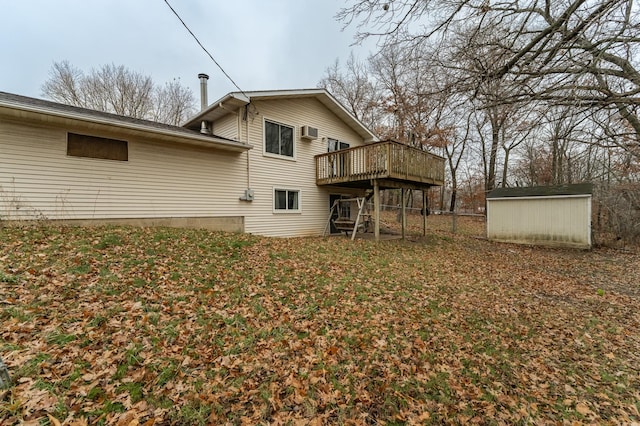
left=0, top=119, right=247, bottom=221
left=213, top=114, right=239, bottom=140
left=486, top=195, right=592, bottom=248
left=241, top=97, right=366, bottom=237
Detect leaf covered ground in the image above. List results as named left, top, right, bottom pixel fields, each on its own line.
left=1, top=216, right=639, bottom=425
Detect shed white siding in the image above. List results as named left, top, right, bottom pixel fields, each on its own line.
left=239, top=97, right=368, bottom=237
left=487, top=195, right=592, bottom=249
left=0, top=118, right=247, bottom=223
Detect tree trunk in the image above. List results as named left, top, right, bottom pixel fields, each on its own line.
left=449, top=168, right=457, bottom=211
left=552, top=137, right=559, bottom=184
left=486, top=115, right=500, bottom=192
left=502, top=147, right=510, bottom=188
left=449, top=188, right=457, bottom=212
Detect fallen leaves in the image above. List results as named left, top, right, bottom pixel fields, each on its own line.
left=576, top=402, right=592, bottom=416
left=0, top=218, right=639, bottom=424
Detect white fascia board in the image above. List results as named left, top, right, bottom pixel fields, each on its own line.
left=182, top=92, right=250, bottom=127
left=487, top=194, right=592, bottom=201
left=239, top=89, right=379, bottom=142
left=0, top=101, right=252, bottom=152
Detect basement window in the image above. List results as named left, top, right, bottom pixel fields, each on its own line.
left=273, top=188, right=300, bottom=213
left=67, top=133, right=128, bottom=161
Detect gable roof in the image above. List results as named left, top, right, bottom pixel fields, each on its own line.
left=0, top=91, right=251, bottom=152
left=183, top=88, right=379, bottom=142
left=487, top=183, right=593, bottom=199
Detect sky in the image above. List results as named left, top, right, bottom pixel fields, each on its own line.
left=0, top=0, right=377, bottom=103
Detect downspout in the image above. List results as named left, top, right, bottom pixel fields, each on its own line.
left=237, top=103, right=253, bottom=202
left=245, top=104, right=251, bottom=188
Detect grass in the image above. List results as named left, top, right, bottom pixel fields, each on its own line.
left=0, top=216, right=639, bottom=424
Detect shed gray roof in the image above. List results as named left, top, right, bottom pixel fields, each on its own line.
left=487, top=183, right=593, bottom=199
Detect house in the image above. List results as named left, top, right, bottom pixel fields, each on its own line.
left=486, top=183, right=593, bottom=249
left=0, top=91, right=251, bottom=232
left=1, top=79, right=444, bottom=238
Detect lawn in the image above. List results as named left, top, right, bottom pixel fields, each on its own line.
left=1, top=217, right=639, bottom=425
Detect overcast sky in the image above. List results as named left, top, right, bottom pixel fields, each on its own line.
left=1, top=0, right=377, bottom=103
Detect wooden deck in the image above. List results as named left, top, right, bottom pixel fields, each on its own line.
left=315, top=141, right=445, bottom=189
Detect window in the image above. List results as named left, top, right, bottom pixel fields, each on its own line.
left=327, top=138, right=349, bottom=152
left=67, top=133, right=128, bottom=161
left=274, top=189, right=300, bottom=212
left=327, top=138, right=350, bottom=176
left=265, top=120, right=294, bottom=158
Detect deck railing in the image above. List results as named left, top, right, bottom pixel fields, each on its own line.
left=315, top=141, right=445, bottom=186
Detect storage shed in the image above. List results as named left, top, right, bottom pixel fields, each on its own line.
left=486, top=183, right=593, bottom=249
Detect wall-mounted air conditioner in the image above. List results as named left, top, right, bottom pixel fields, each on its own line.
left=301, top=125, right=319, bottom=140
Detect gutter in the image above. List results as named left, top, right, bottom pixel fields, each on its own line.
left=181, top=92, right=251, bottom=128
left=0, top=101, right=252, bottom=153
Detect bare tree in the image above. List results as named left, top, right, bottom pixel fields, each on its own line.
left=42, top=61, right=195, bottom=125
left=443, top=112, right=471, bottom=211
left=369, top=44, right=444, bottom=147
left=151, top=80, right=196, bottom=126
left=41, top=61, right=85, bottom=106
left=339, top=0, right=640, bottom=156
left=319, top=53, right=383, bottom=130
left=334, top=0, right=640, bottom=242
left=418, top=69, right=472, bottom=211
left=83, top=63, right=154, bottom=118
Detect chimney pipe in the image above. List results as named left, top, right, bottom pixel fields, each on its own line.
left=198, top=73, right=209, bottom=111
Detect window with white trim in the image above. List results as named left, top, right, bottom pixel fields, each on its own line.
left=274, top=188, right=300, bottom=212
left=265, top=119, right=294, bottom=158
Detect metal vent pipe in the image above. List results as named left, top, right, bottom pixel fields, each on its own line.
left=198, top=73, right=209, bottom=111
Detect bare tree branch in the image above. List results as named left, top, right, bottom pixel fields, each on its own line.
left=41, top=61, right=195, bottom=125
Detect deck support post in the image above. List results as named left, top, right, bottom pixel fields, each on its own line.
left=422, top=190, right=427, bottom=236
left=401, top=188, right=407, bottom=240
left=374, top=179, right=380, bottom=241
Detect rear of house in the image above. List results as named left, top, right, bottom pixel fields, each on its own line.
left=183, top=88, right=378, bottom=237
left=0, top=89, right=377, bottom=237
